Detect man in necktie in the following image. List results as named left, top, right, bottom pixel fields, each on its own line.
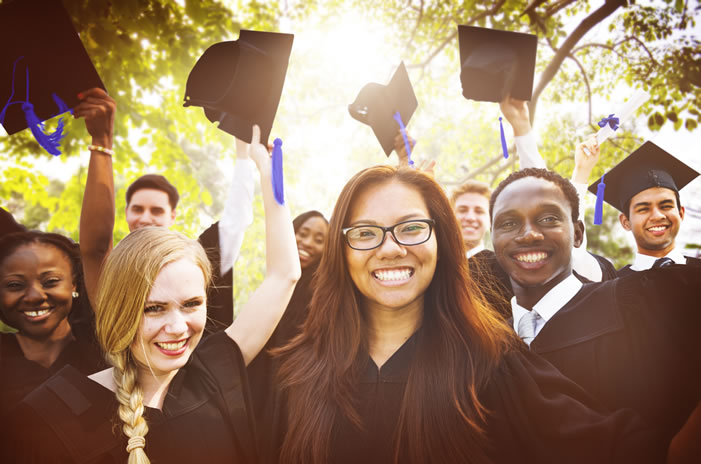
left=490, top=166, right=700, bottom=456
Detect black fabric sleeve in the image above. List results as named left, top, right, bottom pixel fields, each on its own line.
left=483, top=349, right=667, bottom=464
left=198, top=221, right=235, bottom=332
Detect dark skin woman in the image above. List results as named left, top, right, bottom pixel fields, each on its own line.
left=0, top=231, right=104, bottom=418
left=265, top=165, right=667, bottom=464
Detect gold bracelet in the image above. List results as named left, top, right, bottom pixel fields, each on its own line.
left=88, top=144, right=115, bottom=156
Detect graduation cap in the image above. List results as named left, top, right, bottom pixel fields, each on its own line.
left=458, top=25, right=537, bottom=103
left=588, top=141, right=700, bottom=223
left=348, top=61, right=418, bottom=158
left=0, top=0, right=105, bottom=155
left=183, top=29, right=294, bottom=146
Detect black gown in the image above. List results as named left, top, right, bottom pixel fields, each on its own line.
left=528, top=265, right=701, bottom=445
left=0, top=332, right=257, bottom=464
left=617, top=255, right=701, bottom=277
left=198, top=221, right=235, bottom=333
left=260, top=328, right=666, bottom=464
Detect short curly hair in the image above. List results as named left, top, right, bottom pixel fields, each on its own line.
left=489, top=168, right=580, bottom=223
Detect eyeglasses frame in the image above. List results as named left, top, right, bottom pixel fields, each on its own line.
left=342, top=218, right=436, bottom=251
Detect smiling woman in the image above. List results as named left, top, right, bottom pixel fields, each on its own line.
left=266, top=165, right=668, bottom=464
left=0, top=231, right=104, bottom=419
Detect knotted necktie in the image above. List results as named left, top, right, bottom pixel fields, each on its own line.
left=652, top=257, right=674, bottom=269
left=517, top=310, right=539, bottom=347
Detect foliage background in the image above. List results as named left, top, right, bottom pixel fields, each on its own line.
left=1, top=0, right=699, bottom=310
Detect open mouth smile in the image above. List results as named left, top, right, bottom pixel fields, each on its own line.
left=22, top=307, right=53, bottom=321
left=155, top=338, right=189, bottom=355
left=646, top=225, right=669, bottom=235
left=372, top=267, right=414, bottom=284
left=512, top=251, right=550, bottom=269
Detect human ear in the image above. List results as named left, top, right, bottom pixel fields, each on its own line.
left=619, top=213, right=632, bottom=231
left=679, top=206, right=685, bottom=221
left=573, top=220, right=585, bottom=248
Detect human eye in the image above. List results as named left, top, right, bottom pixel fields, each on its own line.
left=399, top=221, right=428, bottom=234
left=540, top=215, right=560, bottom=224
left=4, top=280, right=24, bottom=291
left=183, top=298, right=204, bottom=310
left=144, top=304, right=163, bottom=313
left=349, top=226, right=379, bottom=241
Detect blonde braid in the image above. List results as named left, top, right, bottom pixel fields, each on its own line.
left=111, top=353, right=150, bottom=464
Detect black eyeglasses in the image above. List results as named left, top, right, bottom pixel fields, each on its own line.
left=342, top=219, right=435, bottom=251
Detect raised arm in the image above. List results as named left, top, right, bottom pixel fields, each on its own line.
left=217, top=140, right=256, bottom=276
left=225, top=125, right=301, bottom=365
left=499, top=96, right=546, bottom=169
left=75, top=88, right=116, bottom=307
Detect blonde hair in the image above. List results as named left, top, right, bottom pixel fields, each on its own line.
left=95, top=227, right=212, bottom=463
left=450, top=180, right=491, bottom=206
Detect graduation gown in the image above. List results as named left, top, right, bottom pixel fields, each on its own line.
left=617, top=255, right=701, bottom=277
left=529, top=265, right=701, bottom=444
left=198, top=221, right=235, bottom=333
left=0, top=332, right=257, bottom=464
left=262, top=328, right=665, bottom=464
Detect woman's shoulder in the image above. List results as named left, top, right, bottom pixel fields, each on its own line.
left=1, top=365, right=120, bottom=463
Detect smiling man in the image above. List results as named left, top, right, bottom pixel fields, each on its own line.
left=490, top=167, right=701, bottom=451
left=587, top=141, right=700, bottom=277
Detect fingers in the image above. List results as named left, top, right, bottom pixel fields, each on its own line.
left=251, top=124, right=261, bottom=147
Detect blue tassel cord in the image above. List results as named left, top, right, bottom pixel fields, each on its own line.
left=499, top=117, right=508, bottom=159
left=272, top=138, right=285, bottom=205
left=598, top=114, right=620, bottom=130
left=593, top=174, right=606, bottom=225
left=0, top=57, right=72, bottom=156
left=393, top=111, right=414, bottom=167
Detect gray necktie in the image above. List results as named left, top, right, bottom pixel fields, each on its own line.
left=652, top=257, right=674, bottom=269
left=518, top=310, right=539, bottom=346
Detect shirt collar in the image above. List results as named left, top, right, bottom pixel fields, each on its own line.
left=630, top=247, right=687, bottom=271
left=466, top=243, right=485, bottom=259
left=511, top=273, right=583, bottom=333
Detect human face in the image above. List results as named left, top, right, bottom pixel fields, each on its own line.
left=0, top=244, right=75, bottom=340
left=295, top=216, right=328, bottom=269
left=453, top=192, right=490, bottom=249
left=131, top=258, right=207, bottom=377
left=344, top=181, right=437, bottom=314
left=491, top=177, right=583, bottom=293
left=620, top=187, right=684, bottom=257
left=125, top=189, right=176, bottom=231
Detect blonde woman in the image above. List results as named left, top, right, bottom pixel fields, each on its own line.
left=1, top=126, right=300, bottom=463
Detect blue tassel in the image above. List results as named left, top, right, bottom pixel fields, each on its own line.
left=393, top=111, right=414, bottom=167
left=594, top=174, right=606, bottom=225
left=22, top=93, right=70, bottom=157
left=272, top=138, right=284, bottom=205
left=0, top=57, right=71, bottom=156
left=499, top=116, right=508, bottom=159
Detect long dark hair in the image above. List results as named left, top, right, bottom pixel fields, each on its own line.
left=276, top=166, right=518, bottom=464
left=293, top=210, right=328, bottom=234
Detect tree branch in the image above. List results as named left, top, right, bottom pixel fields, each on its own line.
left=530, top=0, right=627, bottom=120
left=566, top=53, right=593, bottom=126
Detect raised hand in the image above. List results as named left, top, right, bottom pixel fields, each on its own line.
left=73, top=88, right=116, bottom=148
left=572, top=135, right=600, bottom=184
left=393, top=129, right=416, bottom=167
left=499, top=96, right=531, bottom=137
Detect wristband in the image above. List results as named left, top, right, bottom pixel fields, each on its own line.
left=88, top=144, right=115, bottom=156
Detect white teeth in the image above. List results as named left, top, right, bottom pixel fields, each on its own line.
left=373, top=269, right=412, bottom=282
left=299, top=249, right=310, bottom=258
left=24, top=309, right=50, bottom=317
left=156, top=340, right=187, bottom=351
left=515, top=252, right=547, bottom=263
left=648, top=226, right=666, bottom=232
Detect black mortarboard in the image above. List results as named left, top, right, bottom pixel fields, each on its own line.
left=183, top=29, right=294, bottom=146
left=458, top=25, right=537, bottom=102
left=348, top=62, right=418, bottom=157
left=588, top=141, right=700, bottom=216
left=0, top=0, right=104, bottom=136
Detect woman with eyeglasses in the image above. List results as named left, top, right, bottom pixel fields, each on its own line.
left=264, top=165, right=665, bottom=464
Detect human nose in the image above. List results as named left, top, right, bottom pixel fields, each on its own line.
left=24, top=283, right=45, bottom=303
left=650, top=206, right=666, bottom=220
left=163, top=309, right=188, bottom=334
left=375, top=230, right=407, bottom=258
left=514, top=221, right=544, bottom=244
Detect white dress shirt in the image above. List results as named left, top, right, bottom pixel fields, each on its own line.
left=630, top=247, right=688, bottom=271
left=511, top=274, right=584, bottom=342
left=466, top=243, right=485, bottom=259
left=217, top=157, right=256, bottom=275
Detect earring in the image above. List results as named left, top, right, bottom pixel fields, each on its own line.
left=72, top=291, right=79, bottom=298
